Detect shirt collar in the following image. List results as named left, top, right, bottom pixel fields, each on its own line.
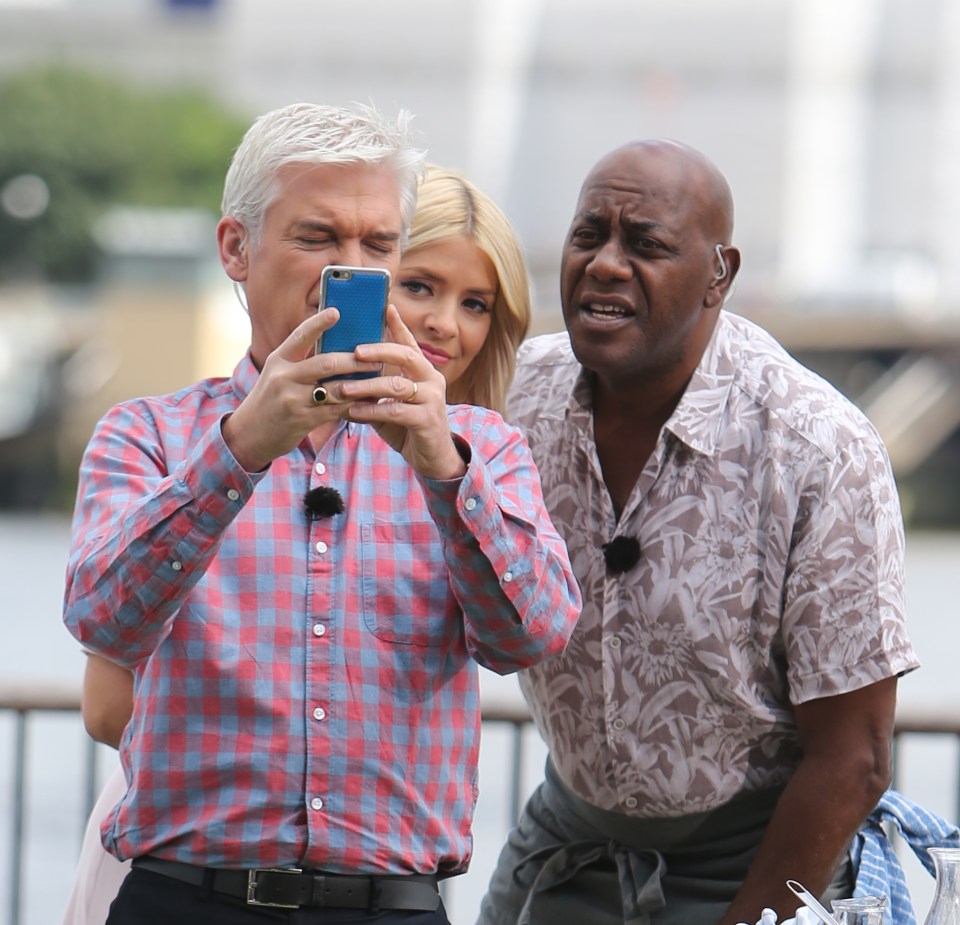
left=562, top=312, right=737, bottom=457
left=665, top=312, right=735, bottom=457
left=231, top=352, right=259, bottom=401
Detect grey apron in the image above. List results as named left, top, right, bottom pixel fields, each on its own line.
left=476, top=759, right=852, bottom=925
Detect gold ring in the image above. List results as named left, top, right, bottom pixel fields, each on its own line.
left=312, top=385, right=329, bottom=405
left=407, top=381, right=419, bottom=403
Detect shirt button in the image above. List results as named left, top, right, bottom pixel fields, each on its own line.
left=315, top=541, right=328, bottom=555
left=612, top=718, right=626, bottom=731
left=464, top=497, right=477, bottom=511
left=502, top=570, right=513, bottom=583
left=609, top=636, right=622, bottom=649
left=315, top=462, right=326, bottom=475
left=313, top=707, right=326, bottom=721
left=310, top=797, right=324, bottom=811
left=226, top=488, right=240, bottom=502
left=624, top=796, right=638, bottom=809
left=171, top=560, right=183, bottom=571
left=312, top=623, right=326, bottom=637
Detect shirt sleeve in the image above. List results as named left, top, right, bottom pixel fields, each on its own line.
left=782, top=432, right=920, bottom=703
left=62, top=400, right=259, bottom=665
left=418, top=410, right=582, bottom=675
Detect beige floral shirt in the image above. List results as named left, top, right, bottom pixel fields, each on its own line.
left=507, top=311, right=919, bottom=818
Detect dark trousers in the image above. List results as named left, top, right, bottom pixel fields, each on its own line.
left=106, top=867, right=452, bottom=925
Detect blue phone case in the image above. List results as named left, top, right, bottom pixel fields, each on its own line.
left=317, top=266, right=390, bottom=380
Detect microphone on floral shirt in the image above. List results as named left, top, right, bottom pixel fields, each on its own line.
left=602, top=535, right=641, bottom=575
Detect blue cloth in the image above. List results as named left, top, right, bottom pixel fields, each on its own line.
left=850, top=789, right=960, bottom=925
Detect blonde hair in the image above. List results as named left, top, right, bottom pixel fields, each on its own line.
left=404, top=165, right=532, bottom=413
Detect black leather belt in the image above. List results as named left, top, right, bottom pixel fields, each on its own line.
left=132, top=856, right=440, bottom=911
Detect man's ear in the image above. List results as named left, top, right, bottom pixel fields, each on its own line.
left=705, top=244, right=741, bottom=309
left=217, top=217, right=248, bottom=282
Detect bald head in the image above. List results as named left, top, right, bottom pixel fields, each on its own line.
left=584, top=139, right=735, bottom=244
left=560, top=137, right=741, bottom=394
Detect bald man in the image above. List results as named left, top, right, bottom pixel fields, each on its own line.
left=477, top=141, right=921, bottom=924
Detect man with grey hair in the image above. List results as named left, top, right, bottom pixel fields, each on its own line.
left=63, top=101, right=580, bottom=924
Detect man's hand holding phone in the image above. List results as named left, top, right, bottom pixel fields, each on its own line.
left=223, top=264, right=463, bottom=481
left=222, top=306, right=379, bottom=473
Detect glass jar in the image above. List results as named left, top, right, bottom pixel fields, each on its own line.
left=924, top=847, right=960, bottom=925
left=831, top=895, right=886, bottom=925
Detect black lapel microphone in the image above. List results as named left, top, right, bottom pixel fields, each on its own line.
left=602, top=535, right=641, bottom=575
left=303, top=487, right=345, bottom=521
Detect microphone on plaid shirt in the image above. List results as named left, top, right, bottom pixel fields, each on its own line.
left=304, top=487, right=344, bottom=520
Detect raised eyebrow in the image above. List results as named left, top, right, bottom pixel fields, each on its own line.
left=399, top=268, right=495, bottom=299
left=398, top=265, right=440, bottom=281
left=577, top=210, right=605, bottom=226
left=464, top=287, right=497, bottom=299
left=623, top=219, right=664, bottom=235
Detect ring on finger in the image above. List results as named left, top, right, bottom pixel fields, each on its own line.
left=312, top=385, right=329, bottom=405
left=405, top=381, right=419, bottom=403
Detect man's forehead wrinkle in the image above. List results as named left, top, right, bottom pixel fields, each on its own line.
left=580, top=185, right=685, bottom=227
left=581, top=172, right=685, bottom=210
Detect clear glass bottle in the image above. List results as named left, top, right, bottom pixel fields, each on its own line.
left=831, top=895, right=886, bottom=925
left=924, top=847, right=960, bottom=925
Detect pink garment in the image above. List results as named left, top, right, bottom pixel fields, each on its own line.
left=61, top=765, right=130, bottom=925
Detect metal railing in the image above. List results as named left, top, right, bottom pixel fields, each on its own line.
left=2, top=684, right=958, bottom=925
left=1, top=683, right=100, bottom=925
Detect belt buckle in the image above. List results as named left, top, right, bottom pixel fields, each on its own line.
left=246, top=867, right=303, bottom=908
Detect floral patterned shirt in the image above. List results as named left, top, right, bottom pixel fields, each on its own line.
left=507, top=311, right=919, bottom=817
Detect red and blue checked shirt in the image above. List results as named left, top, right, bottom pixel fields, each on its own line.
left=63, top=354, right=580, bottom=876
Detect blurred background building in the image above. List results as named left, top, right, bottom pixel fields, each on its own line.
left=0, top=0, right=958, bottom=522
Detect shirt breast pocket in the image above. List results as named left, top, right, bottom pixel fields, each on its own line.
left=359, top=521, right=459, bottom=648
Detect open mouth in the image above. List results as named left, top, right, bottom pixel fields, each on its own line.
left=582, top=302, right=632, bottom=321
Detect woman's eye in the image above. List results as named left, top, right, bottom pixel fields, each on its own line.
left=463, top=298, right=490, bottom=314
left=400, top=279, right=430, bottom=296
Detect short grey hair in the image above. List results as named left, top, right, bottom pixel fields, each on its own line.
left=221, top=101, right=426, bottom=247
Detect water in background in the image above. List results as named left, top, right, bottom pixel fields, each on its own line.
left=1, top=514, right=958, bottom=924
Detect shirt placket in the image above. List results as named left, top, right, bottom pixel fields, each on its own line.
left=600, top=433, right=666, bottom=811
left=302, top=441, right=340, bottom=857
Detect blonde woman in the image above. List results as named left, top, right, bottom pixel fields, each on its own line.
left=393, top=164, right=531, bottom=414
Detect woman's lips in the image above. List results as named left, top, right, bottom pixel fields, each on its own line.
left=419, top=343, right=451, bottom=366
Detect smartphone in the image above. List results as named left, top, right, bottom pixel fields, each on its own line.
left=316, top=265, right=390, bottom=381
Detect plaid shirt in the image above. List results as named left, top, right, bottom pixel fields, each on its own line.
left=63, top=354, right=580, bottom=875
